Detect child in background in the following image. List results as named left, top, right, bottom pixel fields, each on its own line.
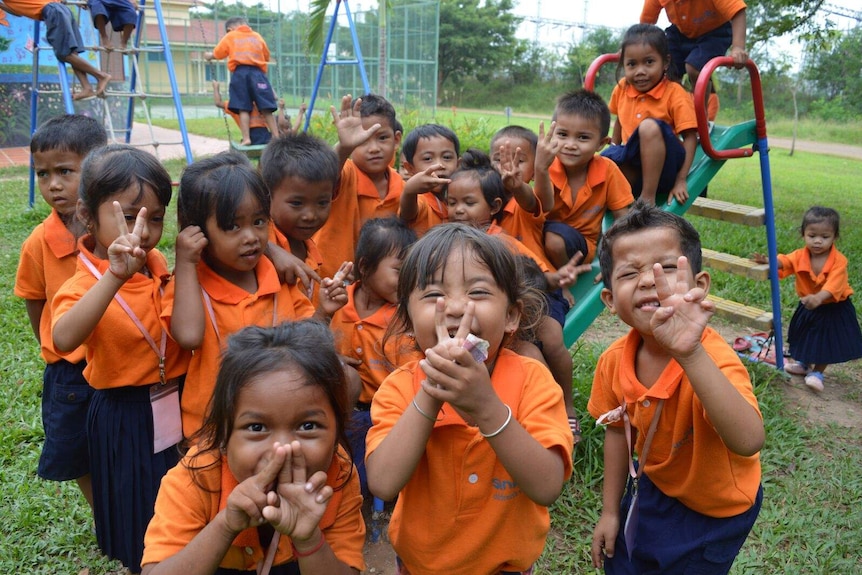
left=398, top=124, right=459, bottom=236
left=15, top=114, right=106, bottom=511
left=278, top=98, right=307, bottom=135
left=0, top=0, right=111, bottom=99
left=366, top=224, right=573, bottom=574
left=330, top=217, right=420, bottom=495
left=313, top=93, right=404, bottom=280
left=602, top=25, right=698, bottom=205
left=753, top=206, right=862, bottom=392
left=88, top=0, right=136, bottom=51
left=590, top=202, right=763, bottom=573
left=142, top=321, right=366, bottom=574
left=204, top=17, right=278, bottom=145
left=534, top=89, right=634, bottom=271
left=260, top=132, right=342, bottom=296
left=51, top=144, right=190, bottom=574
left=167, top=152, right=349, bottom=438
left=212, top=79, right=273, bottom=146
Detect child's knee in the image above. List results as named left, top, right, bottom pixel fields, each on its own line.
left=638, top=119, right=663, bottom=142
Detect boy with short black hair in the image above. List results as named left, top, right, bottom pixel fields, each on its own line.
left=589, top=201, right=764, bottom=573
left=204, top=16, right=278, bottom=145
left=15, top=114, right=108, bottom=511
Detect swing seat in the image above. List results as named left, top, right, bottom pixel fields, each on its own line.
left=229, top=140, right=267, bottom=159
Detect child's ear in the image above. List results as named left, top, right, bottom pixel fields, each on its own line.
left=393, top=130, right=403, bottom=147
left=76, top=198, right=93, bottom=229
left=490, top=197, right=503, bottom=217
left=601, top=136, right=611, bottom=147
left=504, top=302, right=521, bottom=335
left=599, top=287, right=616, bottom=314
left=403, top=159, right=417, bottom=176
left=694, top=270, right=711, bottom=295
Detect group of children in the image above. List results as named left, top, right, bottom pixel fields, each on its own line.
left=13, top=2, right=862, bottom=574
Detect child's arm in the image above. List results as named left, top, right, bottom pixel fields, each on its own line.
left=751, top=252, right=784, bottom=269
left=211, top=80, right=224, bottom=109
left=530, top=121, right=559, bottom=215
left=536, top=317, right=576, bottom=417
left=54, top=203, right=149, bottom=352
left=590, top=426, right=630, bottom=569
left=24, top=299, right=46, bottom=343
left=652, top=257, right=765, bottom=455
left=610, top=118, right=622, bottom=146
left=331, top=95, right=381, bottom=170
left=667, top=129, right=697, bottom=205
left=266, top=241, right=321, bottom=299
left=399, top=164, right=450, bottom=223
left=170, top=226, right=208, bottom=350
left=314, top=261, right=353, bottom=321
left=0, top=1, right=25, bottom=18
left=729, top=8, right=748, bottom=66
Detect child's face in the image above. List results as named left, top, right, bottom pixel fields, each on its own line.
left=351, top=115, right=401, bottom=177
left=404, top=135, right=459, bottom=188
left=204, top=189, right=269, bottom=279
left=601, top=226, right=708, bottom=336
left=226, top=365, right=337, bottom=485
left=32, top=149, right=84, bottom=219
left=623, top=41, right=668, bottom=94
left=407, top=246, right=519, bottom=361
left=552, top=113, right=609, bottom=173
left=803, top=221, right=836, bottom=257
left=490, top=136, right=536, bottom=183
left=446, top=177, right=501, bottom=229
left=87, top=185, right=165, bottom=259
left=361, top=252, right=403, bottom=305
left=269, top=176, right=334, bottom=242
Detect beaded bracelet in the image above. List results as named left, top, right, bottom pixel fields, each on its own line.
left=412, top=397, right=442, bottom=422
left=480, top=404, right=512, bottom=438
left=291, top=532, right=326, bottom=558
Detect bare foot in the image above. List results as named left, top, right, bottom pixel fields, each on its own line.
left=240, top=139, right=252, bottom=146
left=73, top=89, right=96, bottom=101
left=95, top=74, right=111, bottom=97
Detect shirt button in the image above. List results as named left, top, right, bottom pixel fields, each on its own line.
left=636, top=113, right=642, bottom=119
left=67, top=392, right=76, bottom=401
left=357, top=324, right=363, bottom=330
left=356, top=347, right=362, bottom=354
left=642, top=399, right=651, bottom=407
left=468, top=473, right=479, bottom=484
left=244, top=547, right=254, bottom=555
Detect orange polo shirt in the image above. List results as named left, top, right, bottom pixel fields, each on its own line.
left=403, top=192, right=447, bottom=237
left=486, top=223, right=551, bottom=274
left=609, top=76, right=698, bottom=143
left=223, top=101, right=268, bottom=129
left=142, top=446, right=365, bottom=571
left=161, top=258, right=315, bottom=437
left=1, top=0, right=57, bottom=20
left=51, top=238, right=190, bottom=389
left=547, top=155, right=634, bottom=264
left=641, top=0, right=746, bottom=39
left=270, top=223, right=325, bottom=299
left=777, top=246, right=854, bottom=302
left=330, top=283, right=421, bottom=403
left=15, top=210, right=86, bottom=364
left=498, top=197, right=550, bottom=269
left=367, top=350, right=573, bottom=574
left=212, top=24, right=270, bottom=73
left=588, top=327, right=762, bottom=518
left=312, top=159, right=404, bottom=279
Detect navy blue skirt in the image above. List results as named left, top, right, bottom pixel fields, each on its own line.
left=89, top=385, right=180, bottom=573
left=787, top=298, right=862, bottom=366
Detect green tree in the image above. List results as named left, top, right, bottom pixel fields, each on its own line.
left=563, top=27, right=621, bottom=90
left=802, top=27, right=862, bottom=118
left=746, top=0, right=831, bottom=47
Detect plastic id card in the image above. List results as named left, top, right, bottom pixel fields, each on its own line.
left=150, top=379, right=182, bottom=454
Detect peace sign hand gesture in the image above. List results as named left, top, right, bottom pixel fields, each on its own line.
left=106, top=201, right=149, bottom=281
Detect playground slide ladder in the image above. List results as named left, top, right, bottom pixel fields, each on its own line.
left=566, top=55, right=784, bottom=370
left=28, top=0, right=192, bottom=206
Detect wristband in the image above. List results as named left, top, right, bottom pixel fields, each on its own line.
left=291, top=532, right=325, bottom=558
left=412, top=397, right=442, bottom=422
left=480, top=404, right=512, bottom=438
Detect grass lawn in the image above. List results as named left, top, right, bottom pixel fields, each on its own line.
left=1, top=147, right=860, bottom=573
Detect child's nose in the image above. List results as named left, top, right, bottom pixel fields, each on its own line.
left=638, top=268, right=656, bottom=288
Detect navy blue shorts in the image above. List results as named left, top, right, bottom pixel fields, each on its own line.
left=42, top=2, right=85, bottom=59
left=88, top=0, right=137, bottom=31
left=249, top=126, right=272, bottom=145
left=347, top=405, right=372, bottom=496
left=601, top=120, right=686, bottom=201
left=38, top=360, right=92, bottom=481
left=605, top=472, right=762, bottom=575
left=228, top=65, right=277, bottom=114
left=543, top=220, right=589, bottom=262
left=545, top=288, right=571, bottom=328
left=665, top=22, right=732, bottom=80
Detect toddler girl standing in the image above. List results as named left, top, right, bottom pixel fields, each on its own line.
left=754, top=206, right=862, bottom=391
left=52, top=144, right=190, bottom=573
left=602, top=24, right=698, bottom=205
left=142, top=321, right=365, bottom=574
left=366, top=224, right=574, bottom=574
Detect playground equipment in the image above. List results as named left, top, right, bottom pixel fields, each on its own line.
left=27, top=0, right=192, bottom=206
left=565, top=54, right=784, bottom=371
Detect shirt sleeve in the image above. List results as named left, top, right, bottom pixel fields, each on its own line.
left=640, top=0, right=662, bottom=23
left=14, top=230, right=47, bottom=300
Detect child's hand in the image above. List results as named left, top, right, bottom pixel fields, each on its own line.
left=318, top=261, right=353, bottom=315
left=404, top=163, right=451, bottom=195
left=730, top=45, right=748, bottom=67
left=106, top=201, right=149, bottom=280
left=651, top=256, right=714, bottom=359
left=175, top=225, right=208, bottom=267
left=550, top=251, right=592, bottom=291
left=668, top=179, right=689, bottom=205
left=497, top=143, right=526, bottom=192
left=223, top=443, right=289, bottom=534
left=267, top=243, right=321, bottom=298
left=800, top=293, right=824, bottom=310
left=262, top=440, right=333, bottom=541
left=591, top=512, right=621, bottom=569
left=331, top=94, right=380, bottom=152
left=750, top=252, right=768, bottom=265
left=535, top=121, right=561, bottom=172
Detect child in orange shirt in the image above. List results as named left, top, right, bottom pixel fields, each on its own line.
left=398, top=124, right=459, bottom=236
left=330, top=217, right=419, bottom=495
left=14, top=114, right=106, bottom=510
left=142, top=321, right=366, bottom=574
left=602, top=25, right=698, bottom=206
left=167, top=151, right=349, bottom=438
left=365, top=224, right=574, bottom=574
left=313, top=93, right=404, bottom=280
left=51, top=144, right=190, bottom=574
left=204, top=17, right=278, bottom=145
left=589, top=202, right=763, bottom=573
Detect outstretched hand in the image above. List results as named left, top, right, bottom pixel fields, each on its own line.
left=650, top=256, right=713, bottom=358
left=331, top=94, right=380, bottom=151
left=107, top=201, right=148, bottom=280
left=552, top=251, right=593, bottom=291
left=497, top=143, right=527, bottom=192
left=535, top=121, right=561, bottom=172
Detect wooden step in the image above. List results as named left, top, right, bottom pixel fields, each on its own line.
left=689, top=197, right=765, bottom=226
left=702, top=248, right=770, bottom=281
left=707, top=295, right=773, bottom=331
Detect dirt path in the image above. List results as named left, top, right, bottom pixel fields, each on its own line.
left=768, top=137, right=862, bottom=161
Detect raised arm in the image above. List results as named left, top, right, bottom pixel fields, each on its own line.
left=170, top=226, right=208, bottom=349
left=331, top=95, right=380, bottom=170
left=531, top=121, right=560, bottom=215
